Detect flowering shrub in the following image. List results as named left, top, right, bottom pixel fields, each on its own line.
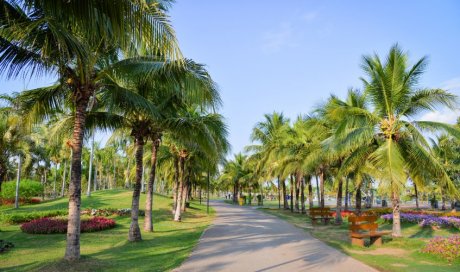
left=381, top=213, right=460, bottom=229
left=20, top=217, right=115, bottom=234
left=0, top=197, right=41, bottom=206
left=331, top=210, right=354, bottom=218
left=422, top=236, right=460, bottom=262
left=81, top=208, right=144, bottom=217
left=0, top=240, right=14, bottom=254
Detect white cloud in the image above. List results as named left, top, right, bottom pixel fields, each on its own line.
left=419, top=108, right=459, bottom=124
left=261, top=23, right=298, bottom=53
left=441, top=77, right=460, bottom=91
left=301, top=11, right=318, bottom=22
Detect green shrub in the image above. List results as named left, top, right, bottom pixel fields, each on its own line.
left=0, top=210, right=67, bottom=224
left=0, top=179, right=43, bottom=201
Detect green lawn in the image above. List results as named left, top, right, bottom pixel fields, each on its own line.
left=260, top=207, right=460, bottom=272
left=0, top=190, right=214, bottom=272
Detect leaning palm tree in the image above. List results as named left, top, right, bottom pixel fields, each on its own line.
left=1, top=0, right=181, bottom=260
left=334, top=44, right=459, bottom=237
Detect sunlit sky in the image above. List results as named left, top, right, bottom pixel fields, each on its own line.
left=2, top=1, right=460, bottom=155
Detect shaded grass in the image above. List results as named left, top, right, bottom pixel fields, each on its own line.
left=0, top=190, right=214, bottom=272
left=260, top=207, right=460, bottom=272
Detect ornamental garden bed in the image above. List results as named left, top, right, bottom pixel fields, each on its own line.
left=20, top=217, right=116, bottom=234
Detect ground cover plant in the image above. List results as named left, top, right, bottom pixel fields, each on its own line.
left=422, top=235, right=460, bottom=262
left=0, top=190, right=214, bottom=272
left=382, top=213, right=460, bottom=229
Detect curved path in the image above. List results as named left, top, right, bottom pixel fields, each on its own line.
left=176, top=201, right=377, bottom=272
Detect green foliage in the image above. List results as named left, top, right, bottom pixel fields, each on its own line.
left=0, top=210, right=67, bottom=224
left=0, top=179, right=43, bottom=201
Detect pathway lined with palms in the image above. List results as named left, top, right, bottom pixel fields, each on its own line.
left=177, top=201, right=377, bottom=272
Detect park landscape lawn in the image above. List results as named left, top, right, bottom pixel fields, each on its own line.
left=260, top=207, right=460, bottom=272
left=0, top=190, right=214, bottom=272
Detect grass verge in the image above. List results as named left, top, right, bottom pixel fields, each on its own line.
left=0, top=189, right=214, bottom=272
left=259, top=207, right=460, bottom=272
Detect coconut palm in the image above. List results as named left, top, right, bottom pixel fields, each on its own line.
left=1, top=0, right=181, bottom=260
left=334, top=44, right=459, bottom=237
left=247, top=112, right=290, bottom=209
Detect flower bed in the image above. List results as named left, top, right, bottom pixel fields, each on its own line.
left=381, top=213, right=460, bottom=229
left=422, top=235, right=460, bottom=262
left=0, top=240, right=14, bottom=254
left=81, top=208, right=145, bottom=217
left=20, top=217, right=116, bottom=234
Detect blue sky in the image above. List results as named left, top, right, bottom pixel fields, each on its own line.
left=2, top=0, right=460, bottom=154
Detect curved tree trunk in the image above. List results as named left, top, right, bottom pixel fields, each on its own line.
left=144, top=136, right=160, bottom=232
left=315, top=175, right=320, bottom=207
left=87, top=131, right=94, bottom=196
left=391, top=190, right=402, bottom=237
left=65, top=96, right=89, bottom=261
left=295, top=172, right=300, bottom=212
left=335, top=177, right=344, bottom=225
left=181, top=166, right=191, bottom=212
left=128, top=135, right=144, bottom=242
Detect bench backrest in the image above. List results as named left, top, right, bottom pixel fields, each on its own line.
left=309, top=207, right=331, bottom=216
left=348, top=215, right=379, bottom=233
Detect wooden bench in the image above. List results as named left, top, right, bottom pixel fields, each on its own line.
left=348, top=215, right=391, bottom=247
left=308, top=207, right=333, bottom=225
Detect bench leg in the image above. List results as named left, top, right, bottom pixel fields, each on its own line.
left=370, top=236, right=382, bottom=246
left=351, top=237, right=364, bottom=247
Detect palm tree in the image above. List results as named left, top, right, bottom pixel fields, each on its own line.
left=1, top=0, right=181, bottom=260
left=248, top=112, right=290, bottom=209
left=335, top=44, right=459, bottom=237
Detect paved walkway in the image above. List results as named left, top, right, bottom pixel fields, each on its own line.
left=177, top=201, right=378, bottom=272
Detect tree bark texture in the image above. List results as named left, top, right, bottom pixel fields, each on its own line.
left=128, top=135, right=144, bottom=242
left=144, top=136, right=160, bottom=232
left=335, top=177, right=344, bottom=225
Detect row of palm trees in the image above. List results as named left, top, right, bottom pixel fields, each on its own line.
left=0, top=0, right=228, bottom=261
left=219, top=44, right=460, bottom=237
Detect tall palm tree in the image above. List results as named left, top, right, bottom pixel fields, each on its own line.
left=335, top=44, right=459, bottom=237
left=248, top=112, right=290, bottom=209
left=1, top=0, right=181, bottom=260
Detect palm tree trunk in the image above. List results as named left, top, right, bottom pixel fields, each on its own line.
left=335, top=177, right=344, bottom=225
left=356, top=185, right=362, bottom=215
left=125, top=158, right=130, bottom=188
left=295, top=172, right=300, bottom=212
left=308, top=178, right=313, bottom=208
left=144, top=136, right=160, bottom=232
left=277, top=176, right=281, bottom=209
left=14, top=156, right=22, bottom=209
left=315, top=175, right=320, bottom=207
left=391, top=190, right=402, bottom=237
left=128, top=134, right=144, bottom=242
left=181, top=166, right=191, bottom=212
left=319, top=170, right=325, bottom=208
left=441, top=187, right=446, bottom=210
left=414, top=183, right=419, bottom=209
left=53, top=163, right=57, bottom=199
left=301, top=176, right=306, bottom=214
left=290, top=174, right=294, bottom=212
left=174, top=156, right=186, bottom=221
left=282, top=179, right=288, bottom=209
left=172, top=157, right=179, bottom=213
left=61, top=161, right=67, bottom=197
left=87, top=131, right=94, bottom=196
left=65, top=96, right=89, bottom=261
left=344, top=177, right=349, bottom=210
